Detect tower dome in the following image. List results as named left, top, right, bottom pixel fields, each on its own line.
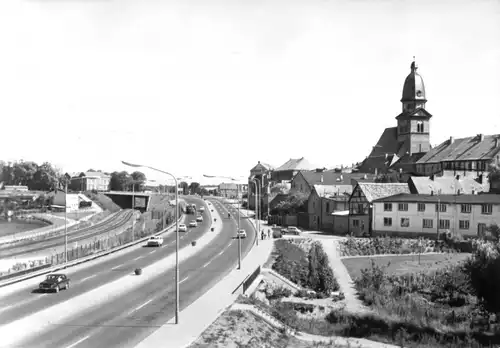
left=401, top=61, right=426, bottom=103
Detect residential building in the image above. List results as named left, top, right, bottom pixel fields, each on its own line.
left=415, top=134, right=500, bottom=179
left=218, top=182, right=248, bottom=199
left=372, top=193, right=500, bottom=238
left=358, top=60, right=432, bottom=174
left=50, top=190, right=80, bottom=212
left=348, top=182, right=411, bottom=236
left=248, top=161, right=274, bottom=216
left=408, top=175, right=487, bottom=195
left=271, top=157, right=319, bottom=182
left=291, top=170, right=376, bottom=196
left=69, top=171, right=111, bottom=192
left=308, top=185, right=349, bottom=231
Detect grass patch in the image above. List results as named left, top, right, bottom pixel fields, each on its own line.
left=342, top=253, right=472, bottom=279
left=0, top=219, right=49, bottom=237
left=84, top=191, right=121, bottom=212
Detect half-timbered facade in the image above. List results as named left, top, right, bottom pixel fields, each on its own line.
left=348, top=183, right=411, bottom=236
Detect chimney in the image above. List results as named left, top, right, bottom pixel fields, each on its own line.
left=472, top=189, right=475, bottom=195
left=430, top=190, right=434, bottom=196
left=449, top=136, right=454, bottom=145
left=320, top=174, right=324, bottom=183
left=478, top=134, right=484, bottom=142
left=363, top=174, right=368, bottom=179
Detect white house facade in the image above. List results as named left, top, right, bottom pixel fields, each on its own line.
left=372, top=193, right=500, bottom=238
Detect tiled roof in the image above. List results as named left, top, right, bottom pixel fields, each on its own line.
left=275, top=158, right=318, bottom=172
left=84, top=171, right=110, bottom=178
left=313, top=185, right=353, bottom=198
left=301, top=171, right=377, bottom=187
left=357, top=182, right=410, bottom=202
left=374, top=193, right=500, bottom=205
left=250, top=162, right=275, bottom=172
left=417, top=134, right=500, bottom=164
left=409, top=176, right=487, bottom=195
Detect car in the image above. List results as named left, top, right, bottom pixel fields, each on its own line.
left=189, top=220, right=198, bottom=227
left=147, top=236, right=164, bottom=247
left=38, top=274, right=70, bottom=293
left=196, top=215, right=203, bottom=222
left=281, top=226, right=301, bottom=235
left=236, top=229, right=247, bottom=239
left=178, top=223, right=187, bottom=232
left=199, top=207, right=205, bottom=213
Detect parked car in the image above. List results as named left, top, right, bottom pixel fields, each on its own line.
left=38, top=274, right=70, bottom=293
left=178, top=223, right=187, bottom=232
left=199, top=207, right=205, bottom=213
left=281, top=226, right=301, bottom=235
left=189, top=220, right=198, bottom=227
left=196, top=215, right=203, bottom=222
left=147, top=236, right=164, bottom=247
left=236, top=229, right=247, bottom=239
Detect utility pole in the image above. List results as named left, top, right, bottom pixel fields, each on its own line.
left=237, top=184, right=241, bottom=270
left=132, top=182, right=135, bottom=242
left=64, top=181, right=68, bottom=264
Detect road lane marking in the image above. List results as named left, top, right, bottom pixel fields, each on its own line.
left=127, top=299, right=153, bottom=315
left=149, top=250, right=157, bottom=254
left=0, top=304, right=14, bottom=313
left=180, top=276, right=189, bottom=284
left=80, top=275, right=97, bottom=282
left=111, top=265, right=122, bottom=270
left=64, top=335, right=90, bottom=348
left=202, top=260, right=211, bottom=268
left=132, top=256, right=144, bottom=261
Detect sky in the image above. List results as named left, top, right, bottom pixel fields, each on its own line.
left=1, top=0, right=499, bottom=185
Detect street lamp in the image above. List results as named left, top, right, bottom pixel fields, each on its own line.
left=250, top=177, right=261, bottom=246
left=430, top=184, right=441, bottom=240
left=203, top=174, right=242, bottom=269
left=122, top=161, right=180, bottom=325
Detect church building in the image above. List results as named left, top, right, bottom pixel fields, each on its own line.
left=358, top=60, right=432, bottom=175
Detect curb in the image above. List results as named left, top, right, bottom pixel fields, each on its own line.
left=0, top=214, right=184, bottom=289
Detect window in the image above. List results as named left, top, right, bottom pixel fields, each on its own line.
left=461, top=204, right=471, bottom=213
left=384, top=217, right=392, bottom=226
left=398, top=203, right=408, bottom=211
left=352, top=219, right=360, bottom=227
left=439, top=219, right=450, bottom=229
left=300, top=184, right=303, bottom=191
left=384, top=203, right=392, bottom=211
left=417, top=121, right=424, bottom=133
left=313, top=201, right=315, bottom=209
left=435, top=203, right=447, bottom=212
left=459, top=220, right=470, bottom=230
left=423, top=219, right=433, bottom=228
left=358, top=204, right=364, bottom=214
left=326, top=202, right=330, bottom=212
left=417, top=203, right=425, bottom=212
left=482, top=204, right=493, bottom=215
left=400, top=218, right=410, bottom=227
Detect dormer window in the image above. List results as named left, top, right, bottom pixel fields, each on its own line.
left=417, top=121, right=424, bottom=133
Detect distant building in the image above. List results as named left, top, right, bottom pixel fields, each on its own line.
left=408, top=175, right=487, bottom=195
left=248, top=161, right=275, bottom=216
left=291, top=170, right=376, bottom=196
left=415, top=134, right=500, bottom=180
left=271, top=157, right=319, bottom=182
left=218, top=182, right=248, bottom=199
left=308, top=185, right=349, bottom=231
left=68, top=172, right=111, bottom=192
left=3, top=185, right=29, bottom=192
left=49, top=190, right=80, bottom=212
left=372, top=193, right=500, bottom=238
left=358, top=60, right=432, bottom=174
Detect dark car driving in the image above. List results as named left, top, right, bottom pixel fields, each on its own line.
left=38, top=274, right=70, bottom=293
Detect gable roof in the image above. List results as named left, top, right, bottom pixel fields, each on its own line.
left=409, top=176, right=487, bottom=195
left=275, top=157, right=318, bottom=172
left=395, top=108, right=433, bottom=120
left=355, top=182, right=410, bottom=202
left=367, top=127, right=400, bottom=159
left=417, top=134, right=500, bottom=164
left=250, top=162, right=275, bottom=172
left=374, top=193, right=500, bottom=205
left=313, top=184, right=353, bottom=198
left=299, top=171, right=377, bottom=187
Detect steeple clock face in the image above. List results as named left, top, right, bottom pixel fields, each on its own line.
left=416, top=90, right=422, bottom=97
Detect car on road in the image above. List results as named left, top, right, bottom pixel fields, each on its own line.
left=236, top=229, right=247, bottom=239
left=196, top=215, right=203, bottom=222
left=189, top=220, right=198, bottom=227
left=39, top=274, right=70, bottom=293
left=147, top=236, right=164, bottom=247
left=281, top=226, right=301, bottom=235
left=199, top=207, right=205, bottom=213
left=178, top=223, right=187, bottom=232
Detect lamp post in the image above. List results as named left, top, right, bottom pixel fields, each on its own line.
left=203, top=174, right=242, bottom=269
left=250, top=177, right=261, bottom=245
left=430, top=185, right=440, bottom=240
left=64, top=181, right=68, bottom=264
left=122, top=161, right=180, bottom=324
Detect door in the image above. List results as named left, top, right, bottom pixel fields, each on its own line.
left=478, top=223, right=487, bottom=238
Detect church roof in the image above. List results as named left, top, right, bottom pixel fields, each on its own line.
left=275, top=157, right=318, bottom=172
left=417, top=134, right=500, bottom=164
left=401, top=61, right=426, bottom=102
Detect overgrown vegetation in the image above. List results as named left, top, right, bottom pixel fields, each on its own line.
left=272, top=239, right=339, bottom=296
left=271, top=192, right=308, bottom=215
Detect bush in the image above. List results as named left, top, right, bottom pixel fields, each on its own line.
left=272, top=240, right=310, bottom=287
left=266, top=285, right=292, bottom=300
left=272, top=230, right=282, bottom=239
left=308, top=241, right=339, bottom=293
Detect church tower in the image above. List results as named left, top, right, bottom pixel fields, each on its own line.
left=396, top=59, right=432, bottom=155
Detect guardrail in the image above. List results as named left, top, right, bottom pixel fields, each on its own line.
left=0, top=214, right=184, bottom=289
left=243, top=265, right=261, bottom=294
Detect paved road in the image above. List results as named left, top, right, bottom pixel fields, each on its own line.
left=0, top=210, right=134, bottom=258
left=1, top=197, right=256, bottom=348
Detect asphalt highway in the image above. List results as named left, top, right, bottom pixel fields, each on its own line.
left=1, top=197, right=256, bottom=348
left=0, top=210, right=134, bottom=258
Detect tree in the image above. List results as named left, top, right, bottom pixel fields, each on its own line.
left=130, top=171, right=147, bottom=191
left=31, top=162, right=60, bottom=191
left=189, top=182, right=200, bottom=194
left=488, top=164, right=500, bottom=182
left=274, top=192, right=308, bottom=215
left=109, top=171, right=130, bottom=191
left=179, top=181, right=189, bottom=195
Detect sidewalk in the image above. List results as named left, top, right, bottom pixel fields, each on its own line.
left=135, top=200, right=274, bottom=348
